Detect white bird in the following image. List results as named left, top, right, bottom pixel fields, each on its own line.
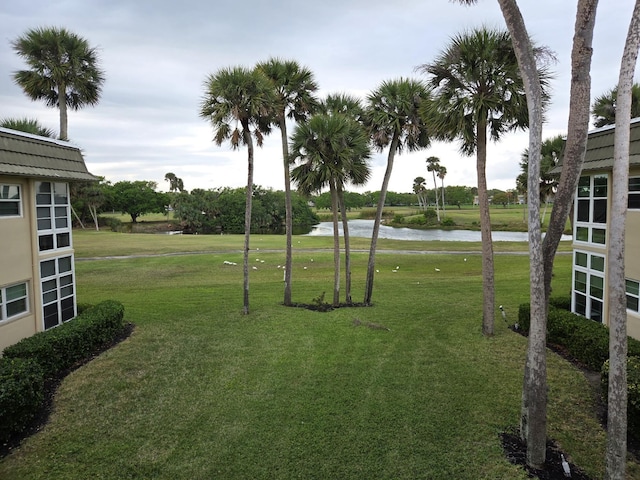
left=392, top=269, right=398, bottom=273
left=376, top=269, right=379, bottom=273
left=561, top=454, right=571, bottom=477
left=499, top=305, right=507, bottom=323
left=310, top=259, right=314, bottom=262
left=260, top=260, right=265, bottom=263
left=464, top=258, right=467, bottom=262
left=435, top=268, right=440, bottom=272
left=252, top=266, right=258, bottom=270
left=256, top=258, right=260, bottom=262
left=303, top=266, right=307, bottom=270
left=396, top=266, right=400, bottom=270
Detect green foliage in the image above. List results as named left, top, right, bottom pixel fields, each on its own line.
left=423, top=208, right=438, bottom=225
left=440, top=217, right=455, bottom=227
left=0, top=117, right=55, bottom=137
left=549, top=296, right=572, bottom=311
left=0, top=358, right=44, bottom=442
left=105, top=181, right=168, bottom=223
left=3, top=300, right=125, bottom=378
left=601, top=356, right=640, bottom=439
left=393, top=213, right=404, bottom=224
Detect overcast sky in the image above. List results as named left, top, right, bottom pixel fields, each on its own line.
left=1, top=1, right=637, bottom=194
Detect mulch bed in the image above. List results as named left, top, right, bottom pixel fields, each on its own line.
left=0, top=322, right=135, bottom=460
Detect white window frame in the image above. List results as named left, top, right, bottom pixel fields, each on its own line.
left=627, top=278, right=640, bottom=314
left=574, top=174, right=608, bottom=246
left=0, top=281, right=29, bottom=322
left=0, top=184, right=22, bottom=218
left=35, top=181, right=72, bottom=252
left=40, top=255, right=76, bottom=330
left=572, top=250, right=606, bottom=323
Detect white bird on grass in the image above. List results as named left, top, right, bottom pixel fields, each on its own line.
left=434, top=268, right=440, bottom=272
left=561, top=454, right=571, bottom=477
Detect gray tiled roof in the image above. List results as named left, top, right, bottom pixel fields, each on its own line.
left=0, top=127, right=98, bottom=181
left=552, top=117, right=640, bottom=174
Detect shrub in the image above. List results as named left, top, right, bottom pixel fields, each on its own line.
left=393, top=214, right=404, bottom=224
left=0, top=358, right=44, bottom=443
left=601, top=356, right=640, bottom=439
left=549, top=296, right=571, bottom=311
left=440, top=217, right=455, bottom=227
left=100, top=216, right=122, bottom=232
left=424, top=209, right=438, bottom=225
left=3, top=300, right=125, bottom=378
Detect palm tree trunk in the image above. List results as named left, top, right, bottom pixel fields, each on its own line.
left=364, top=133, right=400, bottom=305
left=58, top=83, right=68, bottom=141
left=338, top=184, right=352, bottom=304
left=441, top=178, right=446, bottom=215
left=432, top=171, right=440, bottom=222
left=242, top=123, right=254, bottom=315
left=476, top=119, right=494, bottom=336
left=330, top=180, right=341, bottom=307
left=280, top=118, right=294, bottom=306
left=606, top=5, right=640, bottom=477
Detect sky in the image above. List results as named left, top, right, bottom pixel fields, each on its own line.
left=1, top=1, right=638, bottom=194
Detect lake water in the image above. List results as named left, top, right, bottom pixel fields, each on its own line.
left=304, top=219, right=572, bottom=242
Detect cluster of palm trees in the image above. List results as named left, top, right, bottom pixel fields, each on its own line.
left=198, top=26, right=551, bottom=321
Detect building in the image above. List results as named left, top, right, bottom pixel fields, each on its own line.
left=567, top=118, right=640, bottom=340
left=0, top=127, right=97, bottom=352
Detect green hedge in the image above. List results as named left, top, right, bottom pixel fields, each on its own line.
left=0, top=300, right=125, bottom=444
left=602, top=356, right=640, bottom=439
left=3, top=300, right=125, bottom=378
left=0, top=358, right=44, bottom=443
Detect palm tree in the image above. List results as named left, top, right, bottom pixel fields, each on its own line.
left=322, top=94, right=368, bottom=304
left=0, top=117, right=55, bottom=137
left=256, top=58, right=319, bottom=306
left=591, top=82, right=640, bottom=128
left=437, top=165, right=447, bottom=214
left=418, top=27, right=546, bottom=336
left=519, top=135, right=564, bottom=225
left=200, top=66, right=276, bottom=315
left=426, top=156, right=441, bottom=222
left=413, top=176, right=427, bottom=209
left=164, top=172, right=184, bottom=193
left=12, top=27, right=105, bottom=141
left=363, top=78, right=431, bottom=305
left=290, top=113, right=371, bottom=307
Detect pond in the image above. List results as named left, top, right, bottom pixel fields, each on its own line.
left=304, top=220, right=572, bottom=242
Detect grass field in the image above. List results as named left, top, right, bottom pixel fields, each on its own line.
left=0, top=232, right=636, bottom=479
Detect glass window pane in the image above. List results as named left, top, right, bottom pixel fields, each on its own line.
left=576, top=227, right=589, bottom=242
left=43, top=303, right=58, bottom=330
left=575, top=271, right=587, bottom=293
left=591, top=255, right=605, bottom=272
left=0, top=202, right=20, bottom=216
left=39, top=235, right=54, bottom=251
left=40, top=260, right=56, bottom=278
left=61, top=285, right=73, bottom=298
left=629, top=194, right=640, bottom=209
left=56, top=233, right=70, bottom=248
left=590, top=275, right=604, bottom=298
left=58, top=257, right=72, bottom=273
left=593, top=199, right=607, bottom=223
left=628, top=295, right=640, bottom=312
left=630, top=177, right=640, bottom=192
left=43, top=291, right=57, bottom=304
left=591, top=299, right=603, bottom=323
left=59, top=275, right=73, bottom=286
left=577, top=176, right=590, bottom=197
left=626, top=280, right=640, bottom=296
left=61, top=297, right=74, bottom=322
left=6, top=283, right=26, bottom=301
left=42, top=279, right=57, bottom=293
left=54, top=183, right=68, bottom=204
left=577, top=200, right=589, bottom=222
left=575, top=251, right=588, bottom=267
left=592, top=229, right=606, bottom=244
left=7, top=298, right=27, bottom=317
left=575, top=293, right=587, bottom=316
left=594, top=175, right=608, bottom=197
left=0, top=185, right=20, bottom=199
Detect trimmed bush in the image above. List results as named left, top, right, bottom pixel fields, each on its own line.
left=0, top=358, right=44, bottom=443
left=3, top=300, right=125, bottom=378
left=549, top=296, right=571, bottom=311
left=601, top=356, right=640, bottom=439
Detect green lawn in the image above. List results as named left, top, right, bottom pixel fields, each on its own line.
left=0, top=232, right=634, bottom=479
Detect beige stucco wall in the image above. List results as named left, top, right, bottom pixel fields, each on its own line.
left=0, top=176, right=38, bottom=352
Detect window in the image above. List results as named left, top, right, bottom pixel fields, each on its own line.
left=630, top=177, right=640, bottom=209
left=572, top=250, right=605, bottom=323
left=36, top=182, right=71, bottom=251
left=0, top=282, right=29, bottom=321
left=0, top=184, right=21, bottom=217
left=627, top=279, right=640, bottom=313
left=575, top=175, right=608, bottom=245
left=40, top=255, right=76, bottom=330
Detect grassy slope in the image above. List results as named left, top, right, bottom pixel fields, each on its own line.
left=0, top=232, right=634, bottom=479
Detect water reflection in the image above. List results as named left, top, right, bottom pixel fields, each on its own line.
left=304, top=220, right=572, bottom=242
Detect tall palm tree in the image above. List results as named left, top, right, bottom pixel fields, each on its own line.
left=200, top=66, right=276, bottom=315
left=0, top=117, right=55, bottom=138
left=413, top=176, right=427, bottom=209
left=256, top=58, right=319, bottom=306
left=418, top=27, right=547, bottom=336
left=322, top=94, right=367, bottom=304
left=426, top=156, right=441, bottom=222
left=363, top=78, right=431, bottom=305
left=290, top=113, right=371, bottom=307
left=591, top=82, right=640, bottom=128
left=437, top=165, right=447, bottom=215
left=519, top=135, right=564, bottom=225
left=12, top=27, right=105, bottom=141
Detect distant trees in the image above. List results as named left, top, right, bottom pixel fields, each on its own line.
left=106, top=181, right=168, bottom=223
left=11, top=27, right=105, bottom=141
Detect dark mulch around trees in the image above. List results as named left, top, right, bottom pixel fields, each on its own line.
left=0, top=323, right=135, bottom=460
left=501, top=428, right=592, bottom=479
